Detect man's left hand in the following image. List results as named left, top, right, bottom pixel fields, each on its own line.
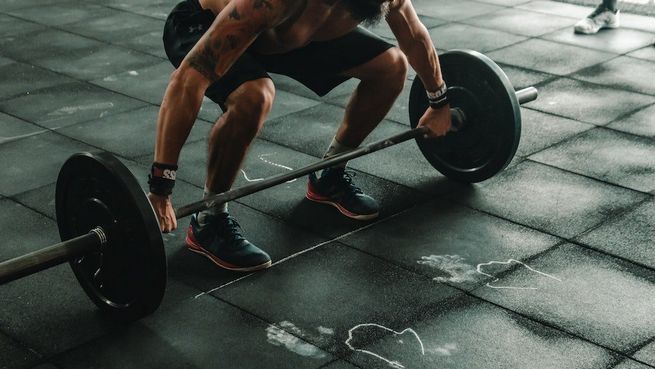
left=418, top=105, right=452, bottom=139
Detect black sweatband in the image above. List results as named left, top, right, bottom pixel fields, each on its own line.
left=148, top=162, right=178, bottom=196
left=429, top=95, right=449, bottom=110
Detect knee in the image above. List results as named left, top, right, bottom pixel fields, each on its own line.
left=381, top=48, right=408, bottom=93
left=226, top=79, right=275, bottom=137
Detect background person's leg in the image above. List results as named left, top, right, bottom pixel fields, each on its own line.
left=574, top=0, right=620, bottom=34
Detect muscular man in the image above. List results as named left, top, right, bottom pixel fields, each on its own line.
left=148, top=0, right=452, bottom=271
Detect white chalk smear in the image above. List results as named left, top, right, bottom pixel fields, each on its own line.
left=128, top=70, right=139, bottom=76
left=103, top=76, right=118, bottom=82
left=0, top=126, right=62, bottom=145
left=428, top=343, right=457, bottom=356
left=240, top=153, right=297, bottom=183
left=266, top=321, right=326, bottom=359
left=417, top=255, right=478, bottom=283
left=47, top=102, right=115, bottom=116
left=346, top=323, right=425, bottom=369
left=317, top=326, right=334, bottom=335
left=476, top=259, right=562, bottom=290
left=240, top=169, right=263, bottom=182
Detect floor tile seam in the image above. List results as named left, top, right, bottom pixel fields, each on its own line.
left=534, top=32, right=651, bottom=55
left=495, top=62, right=560, bottom=82
left=192, top=205, right=420, bottom=298
left=206, top=272, right=479, bottom=366
left=0, top=12, right=167, bottom=62
left=522, top=103, right=628, bottom=127
left=512, top=3, right=655, bottom=27
left=204, top=293, right=341, bottom=360
left=313, top=238, right=649, bottom=367
left=627, top=336, right=655, bottom=359
left=45, top=328, right=127, bottom=368
left=562, top=69, right=655, bottom=98
left=337, top=230, right=567, bottom=297
left=456, top=15, right=578, bottom=40
left=0, top=328, right=46, bottom=365
left=317, top=359, right=363, bottom=369
left=0, top=104, right=155, bottom=149
left=515, top=119, right=596, bottom=159
left=566, top=186, right=654, bottom=238
left=525, top=158, right=654, bottom=195
left=449, top=196, right=655, bottom=273
left=527, top=119, right=655, bottom=156
left=99, top=3, right=171, bottom=22
left=248, top=131, right=440, bottom=198
left=0, top=65, right=168, bottom=118
left=463, top=289, right=655, bottom=368
left=516, top=120, right=639, bottom=170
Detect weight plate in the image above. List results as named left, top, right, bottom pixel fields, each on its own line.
left=56, top=152, right=166, bottom=322
left=409, top=49, right=521, bottom=183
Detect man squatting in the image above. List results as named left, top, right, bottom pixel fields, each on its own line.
left=148, top=0, right=452, bottom=271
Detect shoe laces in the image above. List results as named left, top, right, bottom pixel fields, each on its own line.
left=333, top=170, right=363, bottom=195
left=216, top=214, right=245, bottom=241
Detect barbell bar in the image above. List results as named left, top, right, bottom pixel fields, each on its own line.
left=0, top=49, right=537, bottom=322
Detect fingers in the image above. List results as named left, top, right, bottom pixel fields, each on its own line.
left=148, top=193, right=177, bottom=233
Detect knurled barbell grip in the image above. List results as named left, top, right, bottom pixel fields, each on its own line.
left=0, top=227, right=108, bottom=285
left=176, top=86, right=539, bottom=219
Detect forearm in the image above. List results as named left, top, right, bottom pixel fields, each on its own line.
left=154, top=70, right=208, bottom=165
left=399, top=25, right=444, bottom=91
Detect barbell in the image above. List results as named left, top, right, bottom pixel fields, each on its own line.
left=0, top=49, right=538, bottom=322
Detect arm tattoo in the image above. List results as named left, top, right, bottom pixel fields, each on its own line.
left=187, top=39, right=222, bottom=82
left=226, top=35, right=239, bottom=49
left=253, top=0, right=273, bottom=10
left=229, top=8, right=241, bottom=20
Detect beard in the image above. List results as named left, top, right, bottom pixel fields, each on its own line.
left=343, top=0, right=389, bottom=26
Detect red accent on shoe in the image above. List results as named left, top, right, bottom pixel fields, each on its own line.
left=305, top=186, right=379, bottom=221
left=184, top=226, right=271, bottom=272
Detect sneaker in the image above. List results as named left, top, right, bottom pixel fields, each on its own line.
left=306, top=168, right=380, bottom=220
left=574, top=5, right=620, bottom=34
left=185, top=213, right=272, bottom=271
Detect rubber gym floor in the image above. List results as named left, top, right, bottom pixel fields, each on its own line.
left=1, top=0, right=654, bottom=368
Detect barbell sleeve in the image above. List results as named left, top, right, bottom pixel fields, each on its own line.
left=516, top=87, right=538, bottom=105
left=0, top=228, right=107, bottom=285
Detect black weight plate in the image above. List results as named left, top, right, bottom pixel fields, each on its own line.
left=56, top=152, right=166, bottom=322
left=409, top=49, right=521, bottom=183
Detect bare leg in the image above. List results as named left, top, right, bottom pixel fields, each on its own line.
left=334, top=47, right=408, bottom=148
left=603, top=0, right=618, bottom=11
left=205, top=78, right=275, bottom=193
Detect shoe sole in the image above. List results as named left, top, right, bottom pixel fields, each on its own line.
left=574, top=21, right=620, bottom=34
left=185, top=233, right=272, bottom=272
left=305, top=192, right=379, bottom=221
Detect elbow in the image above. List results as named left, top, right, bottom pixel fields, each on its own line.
left=169, top=63, right=212, bottom=95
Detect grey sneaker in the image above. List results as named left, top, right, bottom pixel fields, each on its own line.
left=574, top=5, right=620, bottom=34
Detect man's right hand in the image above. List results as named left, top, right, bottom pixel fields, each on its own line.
left=148, top=193, right=177, bottom=233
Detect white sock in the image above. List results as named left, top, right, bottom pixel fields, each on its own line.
left=197, top=185, right=228, bottom=226
left=322, top=136, right=355, bottom=175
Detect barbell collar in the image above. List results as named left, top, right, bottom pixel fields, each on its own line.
left=0, top=227, right=107, bottom=285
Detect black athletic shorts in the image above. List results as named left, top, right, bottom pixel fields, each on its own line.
left=163, top=0, right=395, bottom=108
